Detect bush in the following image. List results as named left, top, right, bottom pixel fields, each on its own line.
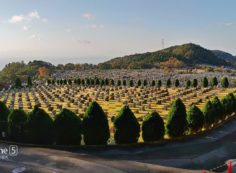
left=142, top=112, right=165, bottom=142
left=187, top=105, right=204, bottom=132
left=8, top=109, right=27, bottom=142
left=0, top=101, right=10, bottom=138
left=123, top=80, right=127, bottom=86
left=186, top=80, right=191, bottom=88
left=192, top=79, right=198, bottom=87
left=137, top=80, right=142, bottom=86
left=157, top=80, right=162, bottom=88
left=117, top=80, right=121, bottom=86
left=27, top=106, right=54, bottom=144
left=54, top=109, right=82, bottom=145
left=166, top=78, right=171, bottom=88
left=129, top=80, right=134, bottom=87
left=202, top=77, right=208, bottom=88
left=143, top=80, right=148, bottom=86
left=166, top=98, right=188, bottom=137
left=114, top=105, right=140, bottom=144
left=211, top=77, right=218, bottom=87
left=221, top=77, right=229, bottom=88
left=82, top=101, right=110, bottom=145
left=151, top=80, right=156, bottom=87
left=211, top=96, right=224, bottom=120
left=221, top=93, right=236, bottom=115
left=203, top=100, right=215, bottom=127
left=174, top=79, right=180, bottom=87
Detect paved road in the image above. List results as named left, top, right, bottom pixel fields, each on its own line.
left=1, top=118, right=236, bottom=173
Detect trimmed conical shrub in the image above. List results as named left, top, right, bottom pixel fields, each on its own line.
left=114, top=105, right=140, bottom=144
left=27, top=106, right=54, bottom=144
left=142, top=111, right=164, bottom=142
left=203, top=100, right=215, bottom=127
left=0, top=101, right=10, bottom=138
left=211, top=96, right=224, bottom=120
left=187, top=105, right=204, bottom=132
left=54, top=108, right=82, bottom=145
left=166, top=98, right=187, bottom=137
left=202, top=77, right=208, bottom=88
left=192, top=79, right=198, bottom=88
left=175, top=79, right=180, bottom=87
left=82, top=101, right=110, bottom=145
left=221, top=77, right=229, bottom=88
left=211, top=77, right=218, bottom=87
left=8, top=109, right=27, bottom=142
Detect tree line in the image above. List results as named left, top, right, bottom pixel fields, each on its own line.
left=45, top=76, right=230, bottom=88
left=0, top=92, right=235, bottom=145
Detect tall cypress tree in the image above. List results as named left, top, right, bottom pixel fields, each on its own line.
left=114, top=105, right=140, bottom=144
left=166, top=98, right=187, bottom=137
left=82, top=101, right=110, bottom=145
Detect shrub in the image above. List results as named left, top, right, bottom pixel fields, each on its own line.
left=175, top=79, right=180, bottom=87
left=54, top=109, right=82, bottom=145
left=142, top=112, right=165, bottom=142
left=114, top=105, right=140, bottom=144
left=0, top=101, right=10, bottom=138
left=221, top=77, right=229, bottom=88
left=211, top=77, right=218, bottom=87
left=187, top=105, right=204, bottom=132
left=166, top=78, right=171, bottom=88
left=95, top=78, right=100, bottom=85
left=192, top=79, right=198, bottom=87
left=166, top=98, right=188, bottom=137
left=143, top=80, right=148, bottom=86
left=129, top=80, right=134, bottom=87
left=27, top=106, right=54, bottom=144
left=202, top=77, right=208, bottom=88
left=82, top=101, right=110, bottom=145
left=221, top=93, right=236, bottom=115
left=211, top=96, right=224, bottom=120
left=151, top=80, right=156, bottom=87
left=157, top=80, right=162, bottom=88
left=8, top=109, right=27, bottom=142
left=203, top=100, right=215, bottom=127
left=105, top=78, right=109, bottom=85
left=117, top=80, right=121, bottom=86
left=137, top=80, right=142, bottom=86
left=186, top=80, right=191, bottom=88
left=123, top=80, right=127, bottom=86
left=110, top=79, right=115, bottom=86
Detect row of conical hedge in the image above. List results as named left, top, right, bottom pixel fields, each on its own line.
left=0, top=92, right=236, bottom=145
left=46, top=77, right=230, bottom=88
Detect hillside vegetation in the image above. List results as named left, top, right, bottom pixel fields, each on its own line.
left=98, top=43, right=230, bottom=69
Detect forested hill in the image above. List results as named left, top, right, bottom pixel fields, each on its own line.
left=98, top=43, right=231, bottom=69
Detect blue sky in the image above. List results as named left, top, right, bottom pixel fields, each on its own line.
left=0, top=0, right=235, bottom=66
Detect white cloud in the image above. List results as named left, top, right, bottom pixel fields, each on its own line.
left=9, top=10, right=47, bottom=24
left=23, top=26, right=29, bottom=31
left=9, top=15, right=25, bottom=23
left=82, top=13, right=95, bottom=20
left=91, top=24, right=104, bottom=29
left=30, top=34, right=41, bottom=41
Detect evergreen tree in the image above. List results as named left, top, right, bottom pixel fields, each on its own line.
left=117, top=80, right=121, bottom=86
left=129, top=80, right=134, bottom=87
left=166, top=98, right=188, bottom=137
left=110, top=79, right=115, bottom=86
left=142, top=111, right=165, bottom=142
left=54, top=109, right=82, bottom=145
left=203, top=100, right=215, bottom=127
left=151, top=80, right=156, bottom=87
left=211, top=96, right=224, bottom=120
left=157, top=80, right=162, bottom=88
left=187, top=105, right=204, bottom=132
left=175, top=79, right=180, bottom=87
left=221, top=77, right=229, bottom=88
left=166, top=78, right=171, bottom=88
left=186, top=80, right=191, bottom=88
left=27, top=106, right=54, bottom=144
left=0, top=101, right=10, bottom=139
left=95, top=78, right=100, bottom=85
left=192, top=79, right=198, bottom=88
left=123, top=80, right=127, bottom=86
left=105, top=78, right=109, bottom=85
left=202, top=77, right=209, bottom=88
left=114, top=105, right=140, bottom=144
left=137, top=80, right=142, bottom=87
left=211, top=77, right=218, bottom=87
left=143, top=80, right=148, bottom=86
left=77, top=78, right=81, bottom=85
left=82, top=101, right=110, bottom=145
left=8, top=109, right=27, bottom=142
